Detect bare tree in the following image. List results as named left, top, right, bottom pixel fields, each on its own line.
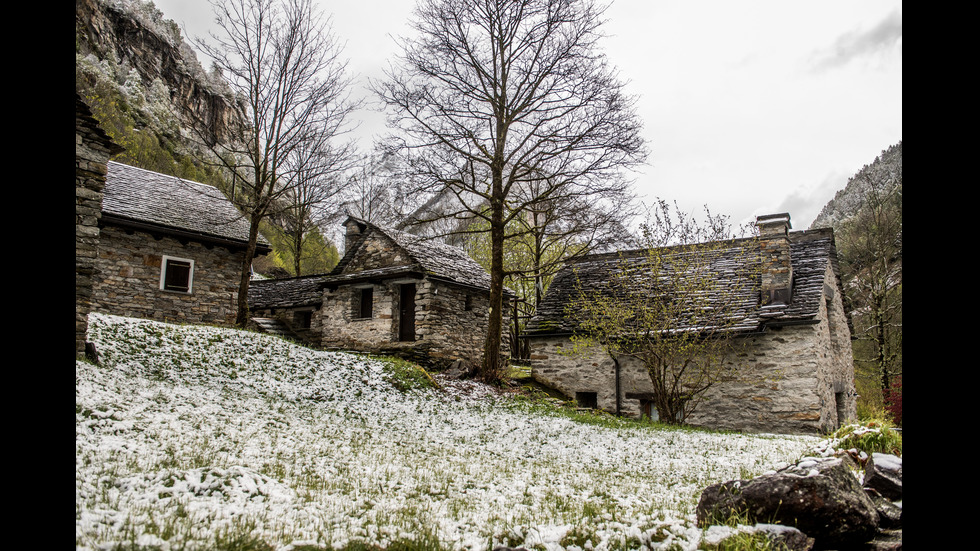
left=193, top=0, right=357, bottom=324
left=273, top=131, right=354, bottom=276
left=568, top=201, right=758, bottom=424
left=838, top=169, right=902, bottom=406
left=375, top=0, right=647, bottom=381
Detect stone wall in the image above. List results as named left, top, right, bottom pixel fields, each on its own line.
left=76, top=95, right=121, bottom=357
left=530, top=262, right=856, bottom=434
left=91, top=226, right=245, bottom=326
left=345, top=231, right=414, bottom=272
left=318, top=277, right=502, bottom=370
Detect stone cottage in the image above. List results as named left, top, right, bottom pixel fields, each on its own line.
left=249, top=217, right=511, bottom=370
left=524, top=213, right=856, bottom=434
left=91, top=161, right=270, bottom=326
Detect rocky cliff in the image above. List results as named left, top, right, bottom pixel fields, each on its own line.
left=809, top=142, right=903, bottom=230
left=76, top=0, right=239, bottom=148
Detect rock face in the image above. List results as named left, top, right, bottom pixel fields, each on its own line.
left=697, top=454, right=903, bottom=548
left=76, top=0, right=240, bottom=144
left=809, top=142, right=902, bottom=230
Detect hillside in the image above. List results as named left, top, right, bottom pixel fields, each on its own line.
left=806, top=142, right=902, bottom=420
left=809, top=142, right=903, bottom=230
left=76, top=314, right=821, bottom=550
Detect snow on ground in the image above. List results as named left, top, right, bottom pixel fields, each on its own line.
left=76, top=314, right=822, bottom=550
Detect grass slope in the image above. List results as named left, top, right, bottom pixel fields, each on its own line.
left=76, top=314, right=821, bottom=550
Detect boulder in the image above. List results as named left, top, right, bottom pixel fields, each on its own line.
left=753, top=524, right=815, bottom=551
left=697, top=455, right=880, bottom=547
left=870, top=494, right=902, bottom=530
left=864, top=453, right=902, bottom=501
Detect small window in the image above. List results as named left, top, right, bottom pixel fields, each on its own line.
left=160, top=256, right=194, bottom=293
left=357, top=287, right=373, bottom=318
left=640, top=399, right=659, bottom=422
left=295, top=310, right=313, bottom=329
left=576, top=391, right=598, bottom=409
left=464, top=294, right=473, bottom=311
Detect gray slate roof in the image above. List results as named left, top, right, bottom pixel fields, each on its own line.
left=248, top=218, right=501, bottom=311
left=103, top=162, right=268, bottom=251
left=332, top=219, right=497, bottom=291
left=525, top=228, right=839, bottom=336
left=248, top=274, right=330, bottom=310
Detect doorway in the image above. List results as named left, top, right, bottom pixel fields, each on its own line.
left=399, top=283, right=416, bottom=341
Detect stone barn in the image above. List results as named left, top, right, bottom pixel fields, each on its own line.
left=91, top=162, right=270, bottom=326
left=524, top=213, right=856, bottom=434
left=249, top=217, right=511, bottom=370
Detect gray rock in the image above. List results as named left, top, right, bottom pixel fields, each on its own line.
left=753, top=524, right=814, bottom=551
left=864, top=453, right=902, bottom=501
left=697, top=456, right=880, bottom=547
left=870, top=494, right=902, bottom=530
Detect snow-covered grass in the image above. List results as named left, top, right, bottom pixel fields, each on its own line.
left=76, top=314, right=822, bottom=551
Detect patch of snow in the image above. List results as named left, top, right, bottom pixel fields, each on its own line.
left=76, top=314, right=822, bottom=550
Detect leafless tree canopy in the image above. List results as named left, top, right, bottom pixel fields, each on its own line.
left=193, top=0, right=358, bottom=324
left=375, top=0, right=647, bottom=379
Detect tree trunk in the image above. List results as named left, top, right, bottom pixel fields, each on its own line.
left=235, top=216, right=261, bottom=327
left=481, top=202, right=506, bottom=382
left=293, top=230, right=303, bottom=277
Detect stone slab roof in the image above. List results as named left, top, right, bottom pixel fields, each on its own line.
left=102, top=162, right=269, bottom=251
left=334, top=218, right=497, bottom=292
left=247, top=219, right=503, bottom=311
left=525, top=227, right=839, bottom=336
left=248, top=274, right=331, bottom=310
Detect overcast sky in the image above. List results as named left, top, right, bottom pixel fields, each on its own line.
left=153, top=0, right=902, bottom=230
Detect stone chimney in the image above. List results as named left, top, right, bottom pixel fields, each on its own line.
left=756, top=213, right=793, bottom=305
left=343, top=217, right=367, bottom=254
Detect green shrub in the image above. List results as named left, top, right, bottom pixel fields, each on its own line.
left=700, top=531, right=786, bottom=551
left=831, top=420, right=902, bottom=456
left=378, top=356, right=439, bottom=392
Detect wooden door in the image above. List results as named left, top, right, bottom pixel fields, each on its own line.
left=399, top=283, right=416, bottom=341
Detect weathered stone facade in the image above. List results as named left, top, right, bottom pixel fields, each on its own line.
left=530, top=262, right=855, bottom=433
left=249, top=217, right=510, bottom=370
left=526, top=215, right=856, bottom=434
left=318, top=275, right=496, bottom=368
left=91, top=226, right=247, bottom=326
left=90, top=162, right=268, bottom=328
left=76, top=94, right=123, bottom=356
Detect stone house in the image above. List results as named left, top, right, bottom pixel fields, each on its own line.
left=249, top=217, right=511, bottom=370
left=91, top=161, right=270, bottom=326
left=76, top=94, right=124, bottom=356
left=524, top=213, right=856, bottom=434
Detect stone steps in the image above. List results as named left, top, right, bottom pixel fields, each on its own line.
left=251, top=317, right=301, bottom=341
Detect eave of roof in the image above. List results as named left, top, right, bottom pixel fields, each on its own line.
left=102, top=212, right=271, bottom=254
left=321, top=266, right=426, bottom=288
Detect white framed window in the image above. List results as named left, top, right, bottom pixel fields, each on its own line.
left=160, top=255, right=195, bottom=293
